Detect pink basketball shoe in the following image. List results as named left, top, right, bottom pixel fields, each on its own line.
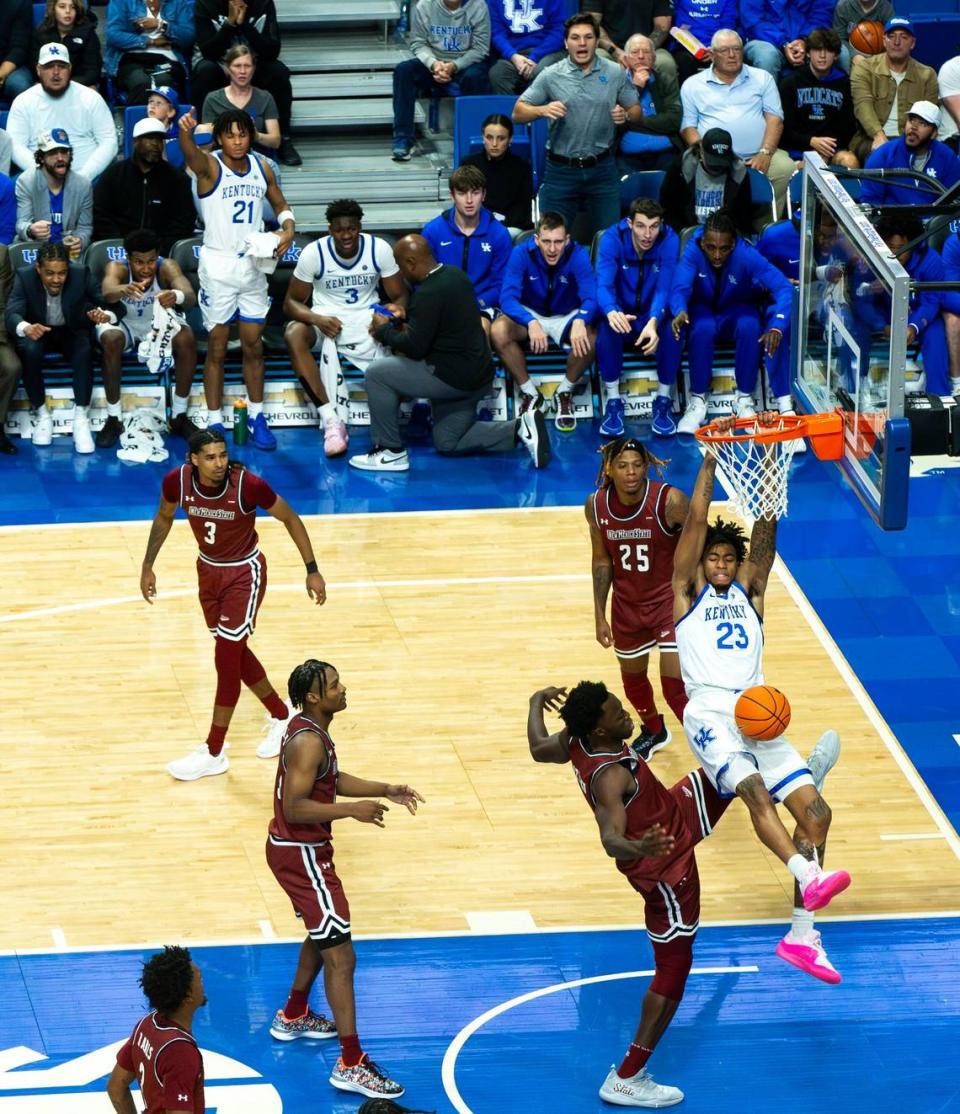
left=801, top=866, right=851, bottom=911
left=323, top=419, right=348, bottom=457
left=776, top=930, right=841, bottom=984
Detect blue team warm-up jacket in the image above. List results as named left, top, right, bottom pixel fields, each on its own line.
left=421, top=206, right=514, bottom=311
left=669, top=228, right=793, bottom=329
left=595, top=218, right=680, bottom=321
left=756, top=219, right=802, bottom=282
left=860, top=137, right=960, bottom=207
left=499, top=237, right=598, bottom=325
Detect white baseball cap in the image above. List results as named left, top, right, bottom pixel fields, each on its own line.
left=907, top=100, right=940, bottom=127
left=38, top=43, right=71, bottom=66
left=133, top=117, right=168, bottom=139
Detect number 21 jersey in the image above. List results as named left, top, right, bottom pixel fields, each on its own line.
left=675, top=581, right=764, bottom=695
left=198, top=152, right=268, bottom=255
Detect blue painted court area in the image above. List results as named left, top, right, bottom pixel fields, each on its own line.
left=0, top=919, right=957, bottom=1113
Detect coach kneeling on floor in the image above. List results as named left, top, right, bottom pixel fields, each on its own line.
left=348, top=233, right=550, bottom=473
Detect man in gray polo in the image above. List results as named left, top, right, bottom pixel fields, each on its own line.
left=514, top=11, right=641, bottom=241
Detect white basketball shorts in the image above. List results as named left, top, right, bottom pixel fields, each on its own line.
left=198, top=247, right=269, bottom=330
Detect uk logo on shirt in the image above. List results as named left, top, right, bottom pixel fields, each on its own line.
left=481, top=242, right=492, bottom=253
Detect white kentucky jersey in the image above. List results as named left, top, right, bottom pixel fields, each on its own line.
left=120, top=263, right=163, bottom=339
left=293, top=234, right=398, bottom=312
left=198, top=152, right=268, bottom=254
left=675, top=580, right=764, bottom=695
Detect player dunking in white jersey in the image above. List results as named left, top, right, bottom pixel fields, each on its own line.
left=179, top=107, right=296, bottom=452
left=673, top=413, right=850, bottom=983
left=284, top=199, right=409, bottom=457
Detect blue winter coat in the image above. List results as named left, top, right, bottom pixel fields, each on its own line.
left=500, top=237, right=597, bottom=324
left=595, top=218, right=679, bottom=321
left=422, top=206, right=514, bottom=311
left=669, top=227, right=793, bottom=329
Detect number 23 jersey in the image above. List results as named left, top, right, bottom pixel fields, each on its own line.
left=675, top=581, right=764, bottom=695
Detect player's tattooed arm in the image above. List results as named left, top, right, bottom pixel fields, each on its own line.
left=585, top=496, right=615, bottom=647
left=743, top=515, right=777, bottom=603
left=528, top=687, right=571, bottom=763
left=665, top=484, right=690, bottom=530
left=672, top=453, right=716, bottom=605
left=140, top=498, right=177, bottom=603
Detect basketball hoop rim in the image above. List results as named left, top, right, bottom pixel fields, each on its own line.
left=695, top=411, right=844, bottom=461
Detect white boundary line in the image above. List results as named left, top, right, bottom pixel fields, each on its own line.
left=440, top=965, right=759, bottom=1114
left=2, top=909, right=958, bottom=958
left=774, top=557, right=960, bottom=860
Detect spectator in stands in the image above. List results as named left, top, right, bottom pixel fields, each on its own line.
left=779, top=28, right=858, bottom=165
left=616, top=33, right=681, bottom=174
left=660, top=127, right=753, bottom=236
left=488, top=0, right=565, bottom=95
left=196, top=44, right=280, bottom=157
left=860, top=100, right=960, bottom=204
left=739, top=0, right=834, bottom=78
left=104, top=0, right=193, bottom=104
left=391, top=0, right=491, bottom=162
left=679, top=29, right=796, bottom=217
left=0, top=131, right=11, bottom=177
left=460, top=114, right=534, bottom=230
left=939, top=55, right=960, bottom=148
left=0, top=245, right=22, bottom=455
left=515, top=13, right=641, bottom=243
left=5, top=240, right=115, bottom=453
left=422, top=164, right=513, bottom=337
left=0, top=170, right=13, bottom=244
left=669, top=209, right=792, bottom=431
left=31, top=0, right=101, bottom=89
left=7, top=43, right=117, bottom=177
left=145, top=85, right=185, bottom=167
left=15, top=129, right=92, bottom=250
left=93, top=118, right=195, bottom=253
left=595, top=196, right=681, bottom=438
left=586, top=0, right=678, bottom=84
left=349, top=234, right=551, bottom=473
left=0, top=0, right=34, bottom=101
left=284, top=198, right=409, bottom=458
left=670, top=0, right=737, bottom=85
left=937, top=224, right=960, bottom=392
left=849, top=17, right=938, bottom=164
left=833, top=0, right=895, bottom=71
left=97, top=227, right=199, bottom=447
left=193, top=0, right=300, bottom=166
left=491, top=210, right=598, bottom=430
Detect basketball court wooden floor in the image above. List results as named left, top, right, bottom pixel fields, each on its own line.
left=1, top=506, right=959, bottom=1111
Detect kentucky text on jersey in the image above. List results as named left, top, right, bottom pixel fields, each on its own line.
left=220, top=182, right=265, bottom=199
left=703, top=603, right=747, bottom=620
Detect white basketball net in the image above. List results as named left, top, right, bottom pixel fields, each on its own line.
left=699, top=424, right=801, bottom=521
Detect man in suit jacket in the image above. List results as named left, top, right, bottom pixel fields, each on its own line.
left=15, top=129, right=93, bottom=250
left=5, top=241, right=115, bottom=453
left=0, top=244, right=23, bottom=455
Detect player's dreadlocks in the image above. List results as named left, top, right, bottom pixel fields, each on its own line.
left=703, top=517, right=748, bottom=564
left=140, top=946, right=195, bottom=1014
left=288, top=659, right=336, bottom=708
left=596, top=436, right=668, bottom=488
left=326, top=198, right=364, bottom=223
left=212, top=107, right=256, bottom=144
left=558, top=681, right=609, bottom=739
left=187, top=428, right=246, bottom=486
left=702, top=209, right=739, bottom=241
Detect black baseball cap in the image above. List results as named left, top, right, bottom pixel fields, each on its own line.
left=701, top=128, right=734, bottom=172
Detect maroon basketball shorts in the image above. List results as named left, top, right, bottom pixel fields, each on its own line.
left=612, top=597, right=677, bottom=661
left=266, top=835, right=352, bottom=949
left=634, top=768, right=732, bottom=943
left=197, top=551, right=267, bottom=641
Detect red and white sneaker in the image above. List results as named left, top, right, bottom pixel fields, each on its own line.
left=801, top=865, right=851, bottom=911
left=323, top=419, right=348, bottom=457
left=776, top=929, right=841, bottom=984
left=269, top=1008, right=337, bottom=1041
left=329, top=1054, right=404, bottom=1098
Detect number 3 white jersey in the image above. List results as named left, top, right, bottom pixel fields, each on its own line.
left=293, top=234, right=399, bottom=312
left=198, top=152, right=269, bottom=255
left=675, top=581, right=764, bottom=695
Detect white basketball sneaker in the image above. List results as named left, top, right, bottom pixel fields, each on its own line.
left=72, top=407, right=95, bottom=454
left=599, top=1065, right=683, bottom=1107
left=734, top=392, right=756, bottom=419
left=806, top=729, right=840, bottom=793
left=31, top=407, right=53, bottom=446
left=256, top=711, right=291, bottom=759
left=166, top=744, right=229, bottom=781
left=676, top=394, right=707, bottom=435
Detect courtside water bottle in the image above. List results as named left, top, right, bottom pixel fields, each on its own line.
left=233, top=398, right=249, bottom=445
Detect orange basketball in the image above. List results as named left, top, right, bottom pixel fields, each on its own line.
left=734, top=685, right=791, bottom=741
left=849, top=20, right=885, bottom=54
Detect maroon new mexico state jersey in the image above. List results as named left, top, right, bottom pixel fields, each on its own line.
left=115, top=1012, right=204, bottom=1114
left=569, top=737, right=697, bottom=892
left=592, top=481, right=680, bottom=629
left=269, top=712, right=339, bottom=844
left=161, top=464, right=277, bottom=563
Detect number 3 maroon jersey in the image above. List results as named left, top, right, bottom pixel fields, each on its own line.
left=269, top=712, right=339, bottom=844
left=592, top=480, right=681, bottom=630
left=161, top=463, right=277, bottom=563
left=115, top=1012, right=205, bottom=1114
left=568, top=737, right=698, bottom=892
